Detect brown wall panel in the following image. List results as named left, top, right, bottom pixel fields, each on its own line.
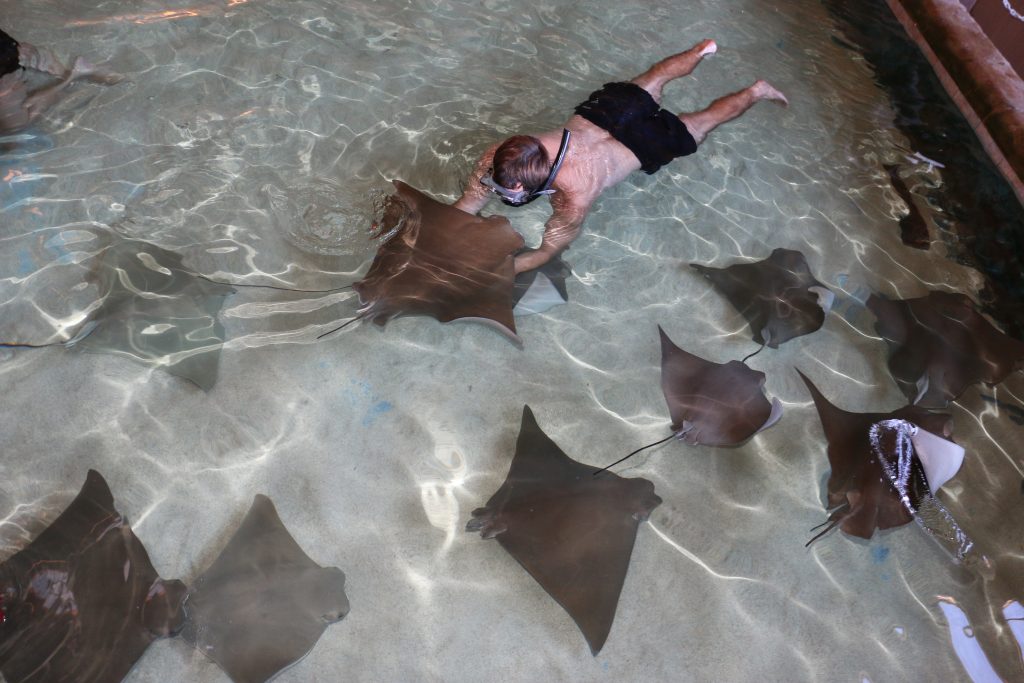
left=971, top=0, right=1024, bottom=76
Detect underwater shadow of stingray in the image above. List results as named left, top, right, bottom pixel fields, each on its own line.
left=65, top=234, right=235, bottom=391
left=797, top=369, right=958, bottom=545
left=467, top=405, right=662, bottom=655
left=0, top=470, right=187, bottom=683
left=867, top=290, right=1024, bottom=408
left=323, top=180, right=526, bottom=344
left=597, top=326, right=782, bottom=473
left=182, top=495, right=350, bottom=683
left=691, top=248, right=834, bottom=348
left=884, top=164, right=930, bottom=249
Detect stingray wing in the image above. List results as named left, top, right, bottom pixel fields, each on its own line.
left=467, top=406, right=661, bottom=655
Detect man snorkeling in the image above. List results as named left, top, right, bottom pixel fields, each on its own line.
left=1, top=28, right=122, bottom=134
left=454, top=40, right=788, bottom=274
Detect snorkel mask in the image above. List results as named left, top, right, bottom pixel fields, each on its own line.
left=480, top=129, right=571, bottom=207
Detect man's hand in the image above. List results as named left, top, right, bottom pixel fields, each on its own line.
left=454, top=142, right=499, bottom=215
left=512, top=193, right=587, bottom=273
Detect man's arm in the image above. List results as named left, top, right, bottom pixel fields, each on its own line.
left=453, top=142, right=499, bottom=215
left=513, top=192, right=588, bottom=274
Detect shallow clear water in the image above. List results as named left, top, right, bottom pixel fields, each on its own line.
left=2, top=0, right=1023, bottom=681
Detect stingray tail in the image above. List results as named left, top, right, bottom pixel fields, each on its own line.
left=1, top=319, right=99, bottom=350
left=316, top=313, right=363, bottom=340
left=196, top=273, right=354, bottom=294
left=0, top=341, right=62, bottom=349
left=741, top=343, right=766, bottom=364
left=592, top=431, right=679, bottom=476
left=741, top=330, right=771, bottom=364
left=804, top=503, right=849, bottom=547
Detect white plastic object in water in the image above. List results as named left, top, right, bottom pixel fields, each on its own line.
left=808, top=285, right=835, bottom=315
left=1004, top=600, right=1024, bottom=658
left=910, top=425, right=965, bottom=492
left=937, top=598, right=1003, bottom=683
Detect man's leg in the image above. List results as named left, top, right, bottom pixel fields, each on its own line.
left=679, top=80, right=787, bottom=144
left=22, top=57, right=96, bottom=122
left=17, top=43, right=68, bottom=77
left=631, top=39, right=717, bottom=104
left=19, top=43, right=123, bottom=84
left=0, top=74, right=31, bottom=132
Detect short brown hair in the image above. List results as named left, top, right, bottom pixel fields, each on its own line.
left=493, top=136, right=550, bottom=192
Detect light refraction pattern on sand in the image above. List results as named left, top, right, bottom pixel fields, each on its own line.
left=1, top=0, right=1023, bottom=681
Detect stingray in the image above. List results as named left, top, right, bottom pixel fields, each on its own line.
left=181, top=494, right=350, bottom=683
left=869, top=419, right=973, bottom=560
left=0, top=470, right=187, bottom=683
left=466, top=405, right=662, bottom=655
left=67, top=235, right=235, bottom=390
left=797, top=369, right=963, bottom=545
left=884, top=164, right=930, bottom=249
left=690, top=248, right=834, bottom=348
left=867, top=290, right=1024, bottom=408
left=1, top=231, right=235, bottom=390
left=596, top=326, right=782, bottom=472
left=323, top=180, right=525, bottom=343
left=869, top=290, right=1024, bottom=407
left=512, top=255, right=571, bottom=317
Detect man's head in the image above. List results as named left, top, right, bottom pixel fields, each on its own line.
left=492, top=135, right=551, bottom=195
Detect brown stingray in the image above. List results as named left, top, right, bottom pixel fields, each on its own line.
left=0, top=470, right=187, bottom=683
left=867, top=290, right=1024, bottom=408
left=797, top=369, right=954, bottom=544
left=0, top=230, right=234, bottom=390
left=466, top=405, right=662, bottom=655
left=691, top=248, right=833, bottom=347
left=884, top=164, right=930, bottom=249
left=868, top=419, right=974, bottom=560
left=596, top=327, right=783, bottom=473
left=347, top=180, right=525, bottom=342
left=658, top=326, right=782, bottom=446
left=61, top=232, right=234, bottom=391
left=181, top=495, right=350, bottom=683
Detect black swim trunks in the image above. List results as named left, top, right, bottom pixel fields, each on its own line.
left=1, top=29, right=20, bottom=77
left=574, top=81, right=698, bottom=174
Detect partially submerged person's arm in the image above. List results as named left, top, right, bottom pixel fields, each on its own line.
left=513, top=191, right=588, bottom=273
left=453, top=142, right=499, bottom=215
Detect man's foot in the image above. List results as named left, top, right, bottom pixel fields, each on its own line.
left=697, top=39, right=717, bottom=57
left=752, top=79, right=788, bottom=107
left=70, top=56, right=125, bottom=85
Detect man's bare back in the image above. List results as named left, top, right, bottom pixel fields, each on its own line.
left=454, top=40, right=787, bottom=274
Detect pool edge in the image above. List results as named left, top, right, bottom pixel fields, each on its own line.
left=887, top=0, right=1024, bottom=206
